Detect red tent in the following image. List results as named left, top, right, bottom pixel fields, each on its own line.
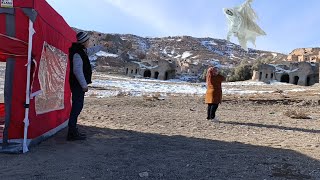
left=0, top=0, right=76, bottom=153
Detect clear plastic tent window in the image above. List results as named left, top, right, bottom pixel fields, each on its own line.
left=35, top=42, right=67, bottom=115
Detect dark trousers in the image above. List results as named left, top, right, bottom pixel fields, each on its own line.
left=207, top=104, right=219, bottom=119
left=69, top=85, right=85, bottom=131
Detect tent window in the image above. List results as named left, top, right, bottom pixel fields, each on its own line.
left=35, top=42, right=67, bottom=114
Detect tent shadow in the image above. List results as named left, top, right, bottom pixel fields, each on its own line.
left=1, top=125, right=319, bottom=180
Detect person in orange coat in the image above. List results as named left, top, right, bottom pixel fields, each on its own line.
left=205, top=66, right=225, bottom=121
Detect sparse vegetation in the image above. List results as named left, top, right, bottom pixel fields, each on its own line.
left=88, top=92, right=99, bottom=97
left=135, top=50, right=146, bottom=59
left=199, top=69, right=207, bottom=82
left=284, top=109, right=312, bottom=119
left=103, top=34, right=114, bottom=42
left=199, top=63, right=253, bottom=82
left=227, top=63, right=252, bottom=82
left=224, top=57, right=277, bottom=82
left=142, top=93, right=164, bottom=101
left=252, top=56, right=274, bottom=71
left=116, top=90, right=129, bottom=97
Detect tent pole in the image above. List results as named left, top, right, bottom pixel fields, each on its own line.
left=23, top=20, right=35, bottom=153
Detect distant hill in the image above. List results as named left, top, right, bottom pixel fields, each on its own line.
left=74, top=28, right=288, bottom=76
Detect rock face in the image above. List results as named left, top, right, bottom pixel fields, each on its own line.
left=287, top=48, right=320, bottom=62
left=76, top=29, right=287, bottom=65
left=121, top=35, right=287, bottom=68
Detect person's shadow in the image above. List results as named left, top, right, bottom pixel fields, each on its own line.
left=219, top=120, right=320, bottom=134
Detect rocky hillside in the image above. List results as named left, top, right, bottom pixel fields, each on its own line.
left=121, top=34, right=287, bottom=66
left=76, top=28, right=287, bottom=74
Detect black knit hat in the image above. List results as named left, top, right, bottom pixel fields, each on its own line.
left=76, top=31, right=89, bottom=44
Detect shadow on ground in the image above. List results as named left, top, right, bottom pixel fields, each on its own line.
left=220, top=120, right=320, bottom=134
left=0, top=125, right=319, bottom=180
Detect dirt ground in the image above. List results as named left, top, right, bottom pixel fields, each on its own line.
left=1, top=90, right=320, bottom=179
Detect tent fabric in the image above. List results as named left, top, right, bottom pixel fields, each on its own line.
left=0, top=103, right=4, bottom=140
left=0, top=0, right=76, bottom=152
left=0, top=34, right=28, bottom=56
left=3, top=58, right=14, bottom=144
left=12, top=0, right=34, bottom=8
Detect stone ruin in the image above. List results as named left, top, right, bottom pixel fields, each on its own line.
left=125, top=59, right=176, bottom=80
left=253, top=62, right=319, bottom=86
left=287, top=48, right=320, bottom=62
left=124, top=58, right=219, bottom=81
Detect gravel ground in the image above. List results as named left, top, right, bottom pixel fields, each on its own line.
left=1, top=92, right=320, bottom=180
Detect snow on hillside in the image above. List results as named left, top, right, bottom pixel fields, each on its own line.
left=182, top=51, right=192, bottom=59
left=96, top=51, right=119, bottom=58
left=138, top=39, right=149, bottom=51
left=272, top=53, right=277, bottom=58
left=89, top=51, right=119, bottom=67
left=201, top=40, right=222, bottom=55
left=201, top=40, right=217, bottom=47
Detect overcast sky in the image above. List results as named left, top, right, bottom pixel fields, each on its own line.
left=47, top=0, right=320, bottom=54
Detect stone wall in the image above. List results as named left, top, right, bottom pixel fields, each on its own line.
left=287, top=48, right=320, bottom=62
left=256, top=62, right=319, bottom=86
left=124, top=59, right=176, bottom=80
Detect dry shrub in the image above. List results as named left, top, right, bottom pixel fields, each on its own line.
left=88, top=92, right=98, bottom=97
left=116, top=91, right=128, bottom=97
left=153, top=93, right=161, bottom=98
left=142, top=93, right=164, bottom=101
left=273, top=89, right=283, bottom=94
left=284, top=109, right=311, bottom=119
left=142, top=95, right=156, bottom=101
left=136, top=50, right=146, bottom=59
left=227, top=64, right=252, bottom=82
